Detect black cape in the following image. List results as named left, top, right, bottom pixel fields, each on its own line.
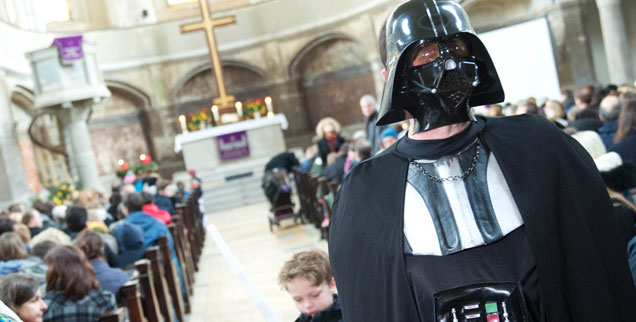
left=329, top=114, right=636, bottom=322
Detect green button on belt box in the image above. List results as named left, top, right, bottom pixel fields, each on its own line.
left=485, top=302, right=498, bottom=314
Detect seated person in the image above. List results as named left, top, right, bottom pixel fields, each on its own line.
left=21, top=210, right=45, bottom=238
left=111, top=222, right=145, bottom=269
left=379, top=127, right=398, bottom=151
left=154, top=179, right=176, bottom=216
left=278, top=250, right=342, bottom=322
left=121, top=194, right=184, bottom=293
left=75, top=230, right=128, bottom=298
left=140, top=192, right=172, bottom=225
left=64, top=206, right=87, bottom=240
left=0, top=217, right=15, bottom=236
left=0, top=233, right=27, bottom=277
left=42, top=245, right=117, bottom=322
left=321, top=143, right=349, bottom=184
left=0, top=273, right=47, bottom=322
left=265, top=151, right=300, bottom=173
left=19, top=241, right=57, bottom=287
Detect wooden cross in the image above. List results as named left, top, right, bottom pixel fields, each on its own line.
left=180, top=0, right=236, bottom=109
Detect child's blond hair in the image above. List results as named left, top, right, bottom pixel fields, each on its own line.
left=279, top=250, right=332, bottom=290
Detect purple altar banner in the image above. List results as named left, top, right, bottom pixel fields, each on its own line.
left=217, top=131, right=250, bottom=161
left=52, top=35, right=83, bottom=64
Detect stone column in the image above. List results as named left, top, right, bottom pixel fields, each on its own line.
left=0, top=72, right=30, bottom=206
left=547, top=1, right=597, bottom=89
left=56, top=101, right=101, bottom=190
left=595, top=0, right=633, bottom=85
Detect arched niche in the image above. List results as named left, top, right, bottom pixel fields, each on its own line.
left=289, top=34, right=376, bottom=133
left=89, top=81, right=155, bottom=176
left=172, top=60, right=269, bottom=115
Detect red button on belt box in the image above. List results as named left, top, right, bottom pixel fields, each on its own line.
left=487, top=313, right=500, bottom=322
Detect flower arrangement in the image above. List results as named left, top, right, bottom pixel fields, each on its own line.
left=187, top=108, right=212, bottom=131
left=244, top=98, right=267, bottom=119
left=48, top=183, right=74, bottom=205
left=116, top=161, right=159, bottom=178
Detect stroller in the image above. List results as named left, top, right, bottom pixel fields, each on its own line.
left=262, top=168, right=300, bottom=232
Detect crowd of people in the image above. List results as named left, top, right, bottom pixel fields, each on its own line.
left=0, top=172, right=201, bottom=322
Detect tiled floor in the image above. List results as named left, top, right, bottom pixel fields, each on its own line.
left=188, top=202, right=328, bottom=321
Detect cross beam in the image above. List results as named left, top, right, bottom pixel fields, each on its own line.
left=181, top=0, right=236, bottom=109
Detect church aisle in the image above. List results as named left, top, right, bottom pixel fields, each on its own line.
left=188, top=202, right=328, bottom=321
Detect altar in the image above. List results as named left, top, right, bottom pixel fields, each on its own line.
left=175, top=114, right=288, bottom=182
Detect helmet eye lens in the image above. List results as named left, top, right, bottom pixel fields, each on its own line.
left=447, top=38, right=469, bottom=58
left=411, top=42, right=440, bottom=67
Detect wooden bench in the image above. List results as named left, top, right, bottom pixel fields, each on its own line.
left=158, top=235, right=187, bottom=322
left=120, top=280, right=147, bottom=322
left=135, top=259, right=164, bottom=322
left=99, top=308, right=125, bottom=322
left=146, top=247, right=175, bottom=322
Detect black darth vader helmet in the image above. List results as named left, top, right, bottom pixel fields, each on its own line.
left=377, top=0, right=504, bottom=132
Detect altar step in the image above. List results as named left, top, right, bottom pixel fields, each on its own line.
left=201, top=174, right=269, bottom=214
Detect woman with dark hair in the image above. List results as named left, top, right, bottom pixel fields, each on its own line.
left=611, top=93, right=636, bottom=164
left=75, top=230, right=128, bottom=297
left=0, top=273, right=47, bottom=322
left=42, top=245, right=116, bottom=322
left=0, top=233, right=27, bottom=277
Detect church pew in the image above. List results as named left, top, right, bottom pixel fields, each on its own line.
left=120, top=280, right=148, bottom=322
left=293, top=169, right=312, bottom=223
left=175, top=203, right=198, bottom=272
left=157, top=235, right=187, bottom=322
left=180, top=200, right=201, bottom=267
left=189, top=196, right=206, bottom=251
left=299, top=171, right=320, bottom=226
left=175, top=215, right=197, bottom=287
left=135, top=259, right=164, bottom=322
left=99, top=308, right=125, bottom=322
left=316, top=177, right=332, bottom=240
left=308, top=175, right=324, bottom=229
left=146, top=247, right=176, bottom=322
left=168, top=220, right=194, bottom=298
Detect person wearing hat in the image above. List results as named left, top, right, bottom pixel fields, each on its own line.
left=379, top=126, right=398, bottom=151
left=328, top=1, right=636, bottom=321
left=111, top=222, right=145, bottom=269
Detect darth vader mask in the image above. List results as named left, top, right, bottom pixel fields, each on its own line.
left=395, top=36, right=481, bottom=132
left=376, top=0, right=504, bottom=133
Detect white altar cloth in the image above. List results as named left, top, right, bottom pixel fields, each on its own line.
left=174, top=114, right=288, bottom=153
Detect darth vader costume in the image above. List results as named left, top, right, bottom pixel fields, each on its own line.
left=328, top=1, right=636, bottom=322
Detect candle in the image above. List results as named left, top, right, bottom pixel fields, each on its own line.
left=178, top=114, right=187, bottom=133
left=235, top=101, right=243, bottom=119
left=267, top=111, right=274, bottom=118
left=211, top=105, right=220, bottom=124
left=265, top=96, right=273, bottom=113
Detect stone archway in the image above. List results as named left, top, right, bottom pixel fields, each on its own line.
left=289, top=34, right=376, bottom=134
left=172, top=60, right=269, bottom=116
left=10, top=85, right=71, bottom=191
left=88, top=81, right=154, bottom=176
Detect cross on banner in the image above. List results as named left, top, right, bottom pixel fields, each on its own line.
left=180, top=0, right=236, bottom=109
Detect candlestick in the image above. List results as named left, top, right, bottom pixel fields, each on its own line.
left=178, top=114, right=187, bottom=133
left=265, top=96, right=273, bottom=113
left=267, top=111, right=274, bottom=118
left=212, top=105, right=220, bottom=124
left=235, top=101, right=243, bottom=119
